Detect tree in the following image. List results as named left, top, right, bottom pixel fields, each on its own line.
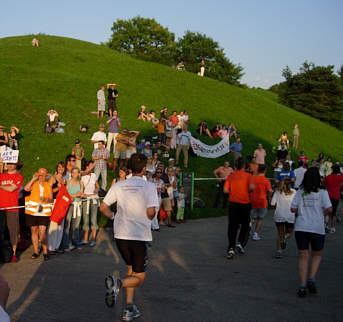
left=107, top=16, right=176, bottom=65
left=277, top=62, right=343, bottom=129
left=338, top=65, right=343, bottom=82
left=176, top=31, right=243, bottom=85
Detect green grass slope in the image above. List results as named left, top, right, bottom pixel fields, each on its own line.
left=0, top=35, right=342, bottom=210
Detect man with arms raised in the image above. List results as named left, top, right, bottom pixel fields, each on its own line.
left=100, top=154, right=159, bottom=321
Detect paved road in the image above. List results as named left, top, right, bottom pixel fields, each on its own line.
left=1, top=213, right=342, bottom=322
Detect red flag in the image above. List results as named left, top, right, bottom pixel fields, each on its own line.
left=50, top=184, right=72, bottom=225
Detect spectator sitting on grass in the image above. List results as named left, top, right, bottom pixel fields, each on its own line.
left=46, top=109, right=59, bottom=132
left=211, top=123, right=222, bottom=137
left=160, top=107, right=168, bottom=120
left=148, top=110, right=159, bottom=126
left=197, top=121, right=212, bottom=138
left=32, top=37, right=39, bottom=47
left=218, top=125, right=228, bottom=139
left=0, top=126, right=9, bottom=148
left=137, top=106, right=149, bottom=121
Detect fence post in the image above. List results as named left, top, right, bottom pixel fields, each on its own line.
left=191, top=172, right=194, bottom=211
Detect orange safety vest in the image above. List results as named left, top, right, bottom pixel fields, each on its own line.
left=25, top=181, right=53, bottom=216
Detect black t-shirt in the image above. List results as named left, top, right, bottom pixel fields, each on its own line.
left=277, top=149, right=288, bottom=160
left=108, top=88, right=118, bottom=101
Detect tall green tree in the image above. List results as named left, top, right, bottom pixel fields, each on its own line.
left=176, top=31, right=243, bottom=85
left=107, top=16, right=176, bottom=65
left=277, top=62, right=343, bottom=129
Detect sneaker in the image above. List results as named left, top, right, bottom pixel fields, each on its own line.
left=307, top=281, right=317, bottom=294
left=236, top=243, right=245, bottom=254
left=69, top=245, right=76, bottom=251
left=325, top=225, right=330, bottom=234
left=89, top=241, right=96, bottom=247
left=11, top=255, right=18, bottom=263
left=275, top=250, right=282, bottom=259
left=43, top=254, right=49, bottom=261
left=122, top=305, right=141, bottom=321
left=330, top=227, right=336, bottom=234
left=80, top=241, right=89, bottom=245
left=297, top=287, right=307, bottom=298
left=105, top=275, right=121, bottom=307
left=227, top=248, right=235, bottom=260
left=252, top=232, right=261, bottom=241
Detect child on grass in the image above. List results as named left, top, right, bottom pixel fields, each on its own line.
left=72, top=139, right=84, bottom=170
left=176, top=186, right=187, bottom=223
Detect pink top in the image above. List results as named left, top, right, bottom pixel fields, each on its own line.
left=254, top=149, right=266, bottom=165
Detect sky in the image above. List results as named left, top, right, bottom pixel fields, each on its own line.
left=1, top=0, right=342, bottom=88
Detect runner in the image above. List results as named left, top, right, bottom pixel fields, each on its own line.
left=100, top=154, right=159, bottom=321
left=291, top=167, right=332, bottom=297
left=224, top=157, right=254, bottom=260
left=270, top=178, right=296, bottom=258
left=250, top=165, right=272, bottom=241
left=323, top=164, right=343, bottom=233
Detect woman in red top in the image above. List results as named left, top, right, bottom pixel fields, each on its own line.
left=323, top=164, right=343, bottom=233
left=224, top=158, right=254, bottom=259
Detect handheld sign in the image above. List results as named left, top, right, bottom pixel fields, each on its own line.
left=1, top=150, right=19, bottom=163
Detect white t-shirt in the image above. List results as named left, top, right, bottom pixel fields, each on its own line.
left=81, top=173, right=98, bottom=195
left=103, top=176, right=159, bottom=241
left=294, top=167, right=307, bottom=188
left=271, top=190, right=296, bottom=223
left=91, top=131, right=107, bottom=149
left=97, top=89, right=105, bottom=102
left=291, top=189, right=332, bottom=235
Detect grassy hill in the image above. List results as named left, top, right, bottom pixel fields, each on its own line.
left=1, top=35, right=342, bottom=213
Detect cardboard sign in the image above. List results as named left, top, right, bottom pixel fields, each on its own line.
left=1, top=150, right=19, bottom=163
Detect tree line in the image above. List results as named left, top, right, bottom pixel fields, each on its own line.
left=269, top=62, right=343, bottom=130
left=106, top=16, right=244, bottom=86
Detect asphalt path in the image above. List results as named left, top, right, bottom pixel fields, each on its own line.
left=1, top=212, right=342, bottom=322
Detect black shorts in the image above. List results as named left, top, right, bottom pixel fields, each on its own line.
left=115, top=239, right=147, bottom=273
left=26, top=215, right=50, bottom=227
left=330, top=198, right=339, bottom=217
left=108, top=100, right=117, bottom=112
left=275, top=222, right=294, bottom=230
left=295, top=231, right=325, bottom=251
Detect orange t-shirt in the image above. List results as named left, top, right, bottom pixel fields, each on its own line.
left=224, top=170, right=252, bottom=204
left=157, top=123, right=165, bottom=134
left=250, top=175, right=272, bottom=209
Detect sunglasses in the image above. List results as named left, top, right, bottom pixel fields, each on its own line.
left=70, top=159, right=76, bottom=162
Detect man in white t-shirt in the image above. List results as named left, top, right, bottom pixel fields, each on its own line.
left=100, top=153, right=159, bottom=321
left=294, top=161, right=307, bottom=189
left=97, top=85, right=106, bottom=119
left=175, top=125, right=191, bottom=168
left=254, top=144, right=267, bottom=165
left=91, top=124, right=107, bottom=150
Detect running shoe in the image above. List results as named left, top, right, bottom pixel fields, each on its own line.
left=307, top=281, right=317, bottom=294
left=227, top=248, right=235, bottom=260
left=89, top=241, right=96, bottom=247
left=236, top=243, right=245, bottom=254
left=330, top=227, right=336, bottom=234
left=252, top=232, right=261, bottom=241
left=122, top=305, right=141, bottom=321
left=297, top=287, right=307, bottom=298
left=105, top=275, right=121, bottom=307
left=325, top=224, right=330, bottom=234
left=275, top=250, right=282, bottom=259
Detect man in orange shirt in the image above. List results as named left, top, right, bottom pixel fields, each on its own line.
left=224, top=158, right=254, bottom=259
left=250, top=165, right=272, bottom=241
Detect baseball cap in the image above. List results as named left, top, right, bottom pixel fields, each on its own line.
left=36, top=168, right=47, bottom=176
left=145, top=141, right=151, bottom=145
left=75, top=139, right=80, bottom=144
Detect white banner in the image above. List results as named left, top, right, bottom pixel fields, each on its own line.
left=190, top=135, right=230, bottom=158
left=1, top=149, right=19, bottom=163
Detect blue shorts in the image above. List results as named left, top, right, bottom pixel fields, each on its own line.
left=295, top=231, right=325, bottom=251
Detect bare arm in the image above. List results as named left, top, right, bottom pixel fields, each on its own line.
left=147, top=207, right=155, bottom=220
left=0, top=184, right=18, bottom=192
left=24, top=174, right=39, bottom=192
left=100, top=202, right=114, bottom=219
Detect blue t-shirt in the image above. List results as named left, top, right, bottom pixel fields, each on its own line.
left=276, top=170, right=295, bottom=182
